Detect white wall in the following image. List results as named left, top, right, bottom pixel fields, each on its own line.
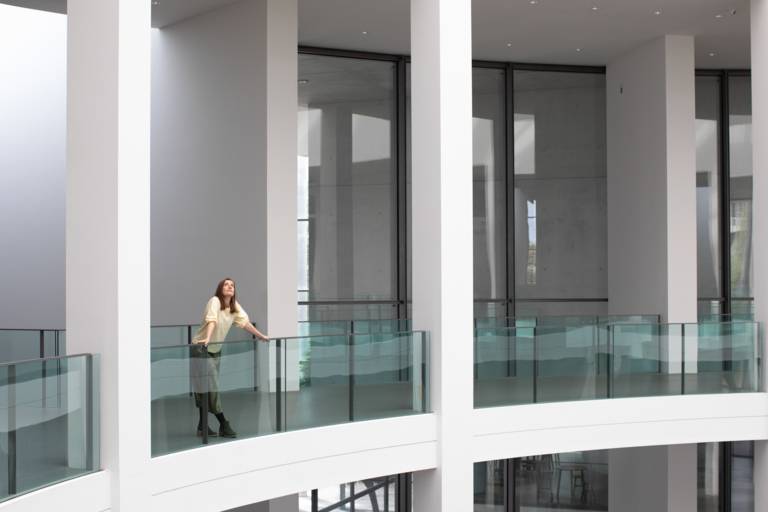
left=0, top=5, right=66, bottom=329
left=607, top=35, right=697, bottom=322
left=0, top=0, right=293, bottom=332
left=150, top=0, right=268, bottom=329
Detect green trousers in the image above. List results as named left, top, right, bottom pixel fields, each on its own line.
left=192, top=349, right=223, bottom=415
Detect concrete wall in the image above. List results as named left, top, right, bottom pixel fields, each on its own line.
left=0, top=1, right=277, bottom=331
left=150, top=0, right=268, bottom=328
left=0, top=5, right=66, bottom=329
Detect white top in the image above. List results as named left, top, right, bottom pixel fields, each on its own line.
left=192, top=296, right=249, bottom=353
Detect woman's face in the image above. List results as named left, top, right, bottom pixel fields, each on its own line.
left=221, top=280, right=235, bottom=298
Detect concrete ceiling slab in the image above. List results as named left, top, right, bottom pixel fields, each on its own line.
left=1, top=0, right=752, bottom=68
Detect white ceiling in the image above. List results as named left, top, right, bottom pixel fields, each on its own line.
left=299, top=0, right=752, bottom=68
left=2, top=0, right=752, bottom=68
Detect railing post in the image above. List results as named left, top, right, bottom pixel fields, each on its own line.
left=681, top=324, right=686, bottom=395
left=85, top=355, right=94, bottom=470
left=532, top=327, right=538, bottom=403
left=607, top=325, right=613, bottom=399
left=41, top=330, right=47, bottom=407
left=201, top=348, right=209, bottom=445
left=421, top=333, right=427, bottom=412
left=348, top=332, right=355, bottom=422
left=8, top=364, right=17, bottom=495
left=657, top=323, right=663, bottom=374
left=253, top=335, right=258, bottom=392
left=276, top=338, right=283, bottom=432
left=188, top=326, right=194, bottom=398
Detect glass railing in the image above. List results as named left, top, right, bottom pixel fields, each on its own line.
left=151, top=331, right=429, bottom=456
left=474, top=314, right=661, bottom=330
left=0, top=354, right=98, bottom=502
left=475, top=321, right=760, bottom=408
left=0, top=330, right=65, bottom=364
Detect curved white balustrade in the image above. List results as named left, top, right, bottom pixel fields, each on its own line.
left=473, top=392, right=768, bottom=463
left=0, top=472, right=108, bottom=512
left=149, top=414, right=436, bottom=512
left=0, top=393, right=766, bottom=511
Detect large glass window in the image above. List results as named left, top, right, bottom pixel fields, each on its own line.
left=475, top=451, right=608, bottom=511
left=298, top=54, right=398, bottom=316
left=695, top=75, right=722, bottom=317
left=728, top=76, right=753, bottom=304
left=473, top=68, right=507, bottom=314
left=697, top=441, right=755, bottom=512
left=512, top=71, right=607, bottom=316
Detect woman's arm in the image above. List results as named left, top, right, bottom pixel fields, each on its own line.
left=197, top=321, right=216, bottom=345
left=242, top=322, right=268, bottom=341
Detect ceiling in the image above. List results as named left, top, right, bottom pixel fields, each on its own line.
left=1, top=0, right=752, bottom=68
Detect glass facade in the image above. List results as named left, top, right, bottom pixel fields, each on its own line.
left=512, top=70, right=607, bottom=317
left=474, top=451, right=609, bottom=512
left=728, top=76, right=753, bottom=303
left=473, top=67, right=507, bottom=304
left=695, top=75, right=722, bottom=315
left=697, top=442, right=755, bottom=512
left=477, top=443, right=755, bottom=512
left=315, top=53, right=608, bottom=320
left=694, top=72, right=753, bottom=320
left=297, top=54, right=399, bottom=314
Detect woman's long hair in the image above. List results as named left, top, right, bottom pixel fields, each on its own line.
left=215, top=278, right=239, bottom=313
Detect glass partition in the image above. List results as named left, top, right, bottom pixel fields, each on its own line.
left=728, top=75, right=753, bottom=302
left=513, top=70, right=607, bottom=312
left=0, top=330, right=63, bottom=364
left=297, top=54, right=398, bottom=305
left=0, top=354, right=98, bottom=501
left=151, top=332, right=429, bottom=456
left=475, top=322, right=760, bottom=408
left=695, top=75, right=722, bottom=305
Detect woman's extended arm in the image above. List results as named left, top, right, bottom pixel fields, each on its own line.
left=197, top=321, right=216, bottom=345
left=242, top=322, right=268, bottom=341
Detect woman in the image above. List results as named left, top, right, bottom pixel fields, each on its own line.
left=193, top=278, right=268, bottom=438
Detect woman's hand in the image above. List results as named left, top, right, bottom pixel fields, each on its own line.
left=196, top=338, right=210, bottom=346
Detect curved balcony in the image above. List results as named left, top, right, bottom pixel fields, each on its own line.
left=151, top=331, right=429, bottom=456
left=475, top=320, right=760, bottom=408
left=0, top=354, right=97, bottom=503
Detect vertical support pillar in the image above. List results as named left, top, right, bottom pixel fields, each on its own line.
left=264, top=0, right=299, bottom=340
left=607, top=35, right=697, bottom=324
left=751, top=1, right=768, bottom=510
left=66, top=0, right=151, bottom=509
left=255, top=0, right=300, bottom=394
left=410, top=0, right=474, bottom=510
left=609, top=445, right=696, bottom=512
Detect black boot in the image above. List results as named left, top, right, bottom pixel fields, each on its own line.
left=197, top=408, right=217, bottom=437
left=216, top=412, right=237, bottom=438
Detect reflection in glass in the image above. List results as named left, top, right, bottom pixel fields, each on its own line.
left=297, top=54, right=397, bottom=304
left=473, top=68, right=507, bottom=301
left=698, top=443, right=720, bottom=512
left=513, top=71, right=607, bottom=313
left=728, top=76, right=752, bottom=300
left=474, top=451, right=609, bottom=511
left=732, top=441, right=754, bottom=512
left=695, top=76, right=721, bottom=303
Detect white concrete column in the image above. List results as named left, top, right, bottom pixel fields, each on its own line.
left=750, top=1, right=768, bottom=509
left=410, top=0, right=474, bottom=510
left=609, top=444, right=697, bottom=512
left=258, top=0, right=300, bottom=393
left=264, top=0, right=298, bottom=339
left=607, top=35, right=697, bottom=324
left=66, top=0, right=151, bottom=510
